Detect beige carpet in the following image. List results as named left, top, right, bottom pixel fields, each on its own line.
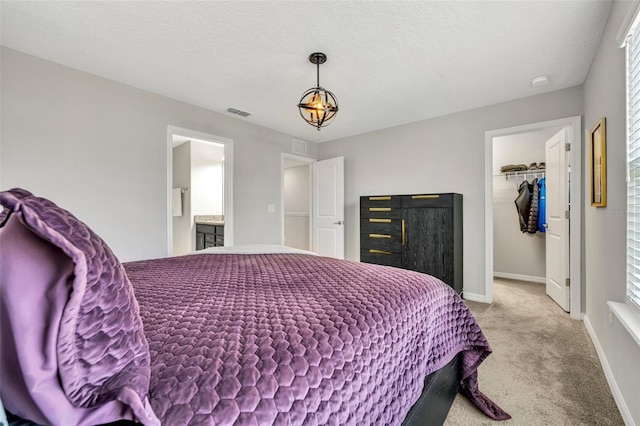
left=444, top=278, right=623, bottom=426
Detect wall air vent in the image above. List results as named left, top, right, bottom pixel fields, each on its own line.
left=226, top=107, right=251, bottom=117
left=292, top=138, right=308, bottom=156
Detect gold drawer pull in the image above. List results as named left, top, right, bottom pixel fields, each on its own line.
left=369, top=218, right=391, bottom=223
left=369, top=234, right=391, bottom=239
left=369, top=196, right=391, bottom=200
left=402, top=219, right=405, bottom=245
left=369, top=249, right=392, bottom=255
left=369, top=207, right=391, bottom=212
left=412, top=194, right=439, bottom=199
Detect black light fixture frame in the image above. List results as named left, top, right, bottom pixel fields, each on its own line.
left=297, top=52, right=339, bottom=131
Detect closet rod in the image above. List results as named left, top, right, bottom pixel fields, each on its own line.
left=500, top=171, right=545, bottom=189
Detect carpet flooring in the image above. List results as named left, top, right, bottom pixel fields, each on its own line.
left=444, top=278, right=624, bottom=426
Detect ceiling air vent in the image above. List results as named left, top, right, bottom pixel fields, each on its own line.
left=226, top=107, right=251, bottom=117
left=292, top=138, right=308, bottom=156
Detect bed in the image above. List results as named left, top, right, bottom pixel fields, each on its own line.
left=0, top=188, right=510, bottom=425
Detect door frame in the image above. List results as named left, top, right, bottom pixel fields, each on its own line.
left=280, top=153, right=315, bottom=248
left=484, top=116, right=582, bottom=319
left=166, top=125, right=234, bottom=256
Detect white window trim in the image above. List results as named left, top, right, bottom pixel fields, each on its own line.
left=623, top=2, right=640, bottom=313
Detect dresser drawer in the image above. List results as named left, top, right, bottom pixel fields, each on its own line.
left=360, top=206, right=402, bottom=219
left=360, top=249, right=402, bottom=267
left=205, top=234, right=217, bottom=245
left=402, top=193, right=454, bottom=208
left=360, top=195, right=402, bottom=209
left=361, top=234, right=402, bottom=252
left=360, top=218, right=402, bottom=235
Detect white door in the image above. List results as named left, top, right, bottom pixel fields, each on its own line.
left=545, top=129, right=570, bottom=311
left=312, top=157, right=344, bottom=259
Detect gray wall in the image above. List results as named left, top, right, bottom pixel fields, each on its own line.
left=0, top=47, right=318, bottom=261
left=583, top=0, right=639, bottom=423
left=318, top=86, right=583, bottom=297
left=493, top=128, right=560, bottom=280
left=584, top=0, right=628, bottom=337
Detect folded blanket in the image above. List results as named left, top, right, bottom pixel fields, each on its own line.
left=500, top=164, right=528, bottom=173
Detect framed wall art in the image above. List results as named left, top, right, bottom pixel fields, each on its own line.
left=590, top=117, right=607, bottom=207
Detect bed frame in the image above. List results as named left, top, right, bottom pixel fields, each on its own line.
left=402, top=353, right=461, bottom=426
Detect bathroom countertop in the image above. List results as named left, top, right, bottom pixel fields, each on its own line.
left=194, top=215, right=224, bottom=226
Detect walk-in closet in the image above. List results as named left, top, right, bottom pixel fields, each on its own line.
left=492, top=127, right=562, bottom=283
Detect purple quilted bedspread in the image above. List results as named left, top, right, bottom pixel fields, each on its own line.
left=125, top=253, right=509, bottom=425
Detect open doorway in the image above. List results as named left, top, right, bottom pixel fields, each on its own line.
left=492, top=127, right=561, bottom=284
left=280, top=154, right=346, bottom=258
left=167, top=126, right=233, bottom=256
left=281, top=154, right=314, bottom=251
left=484, top=116, right=582, bottom=319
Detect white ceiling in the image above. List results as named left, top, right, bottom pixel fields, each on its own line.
left=1, top=1, right=612, bottom=143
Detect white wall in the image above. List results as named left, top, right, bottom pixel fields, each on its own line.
left=284, top=164, right=310, bottom=250
left=493, top=128, right=560, bottom=279
left=318, top=86, right=583, bottom=297
left=0, top=47, right=318, bottom=261
left=191, top=140, right=224, bottom=217
left=284, top=165, right=310, bottom=213
left=583, top=1, right=639, bottom=423
left=172, top=143, right=191, bottom=255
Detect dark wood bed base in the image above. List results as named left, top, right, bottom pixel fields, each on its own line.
left=8, top=354, right=462, bottom=426
left=402, top=353, right=461, bottom=426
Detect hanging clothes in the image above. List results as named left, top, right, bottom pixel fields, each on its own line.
left=537, top=177, right=546, bottom=233
left=526, top=178, right=539, bottom=234
left=514, top=180, right=532, bottom=233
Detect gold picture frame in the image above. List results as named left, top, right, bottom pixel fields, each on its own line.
left=590, top=117, right=607, bottom=207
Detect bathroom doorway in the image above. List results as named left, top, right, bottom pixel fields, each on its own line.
left=167, top=126, right=233, bottom=256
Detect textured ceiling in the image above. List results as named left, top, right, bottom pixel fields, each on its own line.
left=1, top=1, right=612, bottom=143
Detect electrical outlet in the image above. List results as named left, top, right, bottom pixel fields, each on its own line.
left=608, top=309, right=613, bottom=325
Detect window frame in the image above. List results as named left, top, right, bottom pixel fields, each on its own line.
left=623, top=1, right=640, bottom=312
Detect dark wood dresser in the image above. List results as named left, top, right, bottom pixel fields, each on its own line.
left=360, top=193, right=462, bottom=294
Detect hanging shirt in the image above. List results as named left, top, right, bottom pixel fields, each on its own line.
left=527, top=178, right=539, bottom=234
left=514, top=180, right=532, bottom=233
left=537, top=177, right=546, bottom=233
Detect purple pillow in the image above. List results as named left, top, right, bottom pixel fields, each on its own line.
left=0, top=188, right=159, bottom=425
left=0, top=188, right=30, bottom=224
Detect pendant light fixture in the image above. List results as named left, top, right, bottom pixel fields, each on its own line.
left=297, top=52, right=339, bottom=131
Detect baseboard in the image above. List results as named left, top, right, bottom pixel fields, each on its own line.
left=583, top=315, right=634, bottom=426
left=493, top=272, right=545, bottom=284
left=462, top=291, right=489, bottom=303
